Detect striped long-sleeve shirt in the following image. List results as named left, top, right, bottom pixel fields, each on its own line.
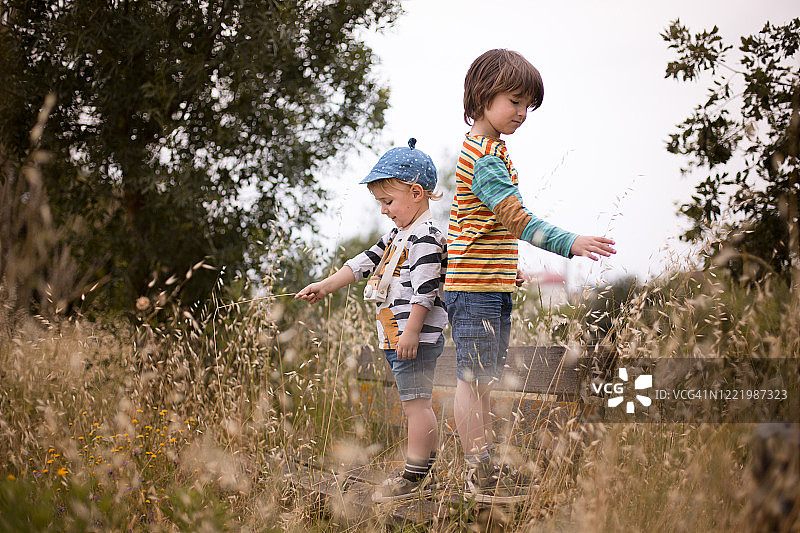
left=445, top=135, right=578, bottom=292
left=345, top=220, right=447, bottom=349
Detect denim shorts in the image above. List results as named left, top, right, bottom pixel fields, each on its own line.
left=384, top=335, right=444, bottom=402
left=444, top=291, right=512, bottom=383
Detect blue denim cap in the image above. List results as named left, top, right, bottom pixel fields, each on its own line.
left=359, top=138, right=437, bottom=191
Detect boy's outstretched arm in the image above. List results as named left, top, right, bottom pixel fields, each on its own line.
left=472, top=156, right=615, bottom=259
left=295, top=266, right=356, bottom=304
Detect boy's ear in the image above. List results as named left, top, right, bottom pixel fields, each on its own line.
left=410, top=183, right=425, bottom=200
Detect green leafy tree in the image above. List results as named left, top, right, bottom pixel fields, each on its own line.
left=662, top=18, right=800, bottom=294
left=0, top=0, right=399, bottom=314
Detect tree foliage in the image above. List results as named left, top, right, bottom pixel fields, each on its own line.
left=583, top=275, right=641, bottom=342
left=662, top=18, right=800, bottom=287
left=0, top=0, right=399, bottom=314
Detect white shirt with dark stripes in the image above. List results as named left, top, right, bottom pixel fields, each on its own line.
left=345, top=220, right=447, bottom=350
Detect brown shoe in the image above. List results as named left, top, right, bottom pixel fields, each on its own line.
left=372, top=472, right=437, bottom=503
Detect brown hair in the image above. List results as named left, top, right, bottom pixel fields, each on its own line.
left=463, top=49, right=544, bottom=125
left=367, top=178, right=442, bottom=200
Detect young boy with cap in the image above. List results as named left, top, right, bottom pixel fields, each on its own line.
left=296, top=138, right=447, bottom=502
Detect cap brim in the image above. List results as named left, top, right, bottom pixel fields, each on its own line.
left=359, top=170, right=395, bottom=184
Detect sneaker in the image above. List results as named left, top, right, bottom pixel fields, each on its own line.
left=371, top=472, right=435, bottom=502
left=464, top=462, right=529, bottom=504
left=495, top=462, right=535, bottom=488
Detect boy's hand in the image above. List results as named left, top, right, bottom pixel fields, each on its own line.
left=570, top=236, right=616, bottom=261
left=515, top=269, right=525, bottom=287
left=294, top=266, right=355, bottom=304
left=395, top=330, right=419, bottom=360
left=295, top=281, right=329, bottom=304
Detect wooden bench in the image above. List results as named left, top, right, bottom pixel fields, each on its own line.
left=356, top=344, right=613, bottom=445
left=286, top=344, right=614, bottom=526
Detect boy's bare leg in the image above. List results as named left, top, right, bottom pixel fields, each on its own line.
left=454, top=379, right=492, bottom=454
left=372, top=397, right=438, bottom=501
left=481, top=385, right=494, bottom=449
left=402, top=398, right=438, bottom=461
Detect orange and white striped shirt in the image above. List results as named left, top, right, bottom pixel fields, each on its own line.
left=445, top=135, right=577, bottom=292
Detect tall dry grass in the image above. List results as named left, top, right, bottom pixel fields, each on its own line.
left=0, top=279, right=369, bottom=531
left=2, top=260, right=797, bottom=531
left=549, top=269, right=800, bottom=533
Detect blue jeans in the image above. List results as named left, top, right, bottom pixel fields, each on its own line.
left=444, top=291, right=512, bottom=383
left=384, top=335, right=444, bottom=401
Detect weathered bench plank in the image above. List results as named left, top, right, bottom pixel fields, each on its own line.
left=357, top=345, right=610, bottom=398
left=355, top=344, right=612, bottom=441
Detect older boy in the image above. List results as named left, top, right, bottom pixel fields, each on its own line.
left=447, top=49, right=616, bottom=503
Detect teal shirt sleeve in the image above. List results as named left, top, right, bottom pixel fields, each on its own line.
left=472, top=155, right=578, bottom=258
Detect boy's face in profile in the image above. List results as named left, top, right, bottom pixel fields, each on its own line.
left=474, top=91, right=531, bottom=137
left=370, top=181, right=426, bottom=230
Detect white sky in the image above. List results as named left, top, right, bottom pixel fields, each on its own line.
left=316, top=0, right=798, bottom=289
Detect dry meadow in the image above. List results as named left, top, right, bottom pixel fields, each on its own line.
left=1, top=253, right=798, bottom=531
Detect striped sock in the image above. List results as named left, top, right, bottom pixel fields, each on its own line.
left=402, top=457, right=430, bottom=482
left=428, top=451, right=437, bottom=471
